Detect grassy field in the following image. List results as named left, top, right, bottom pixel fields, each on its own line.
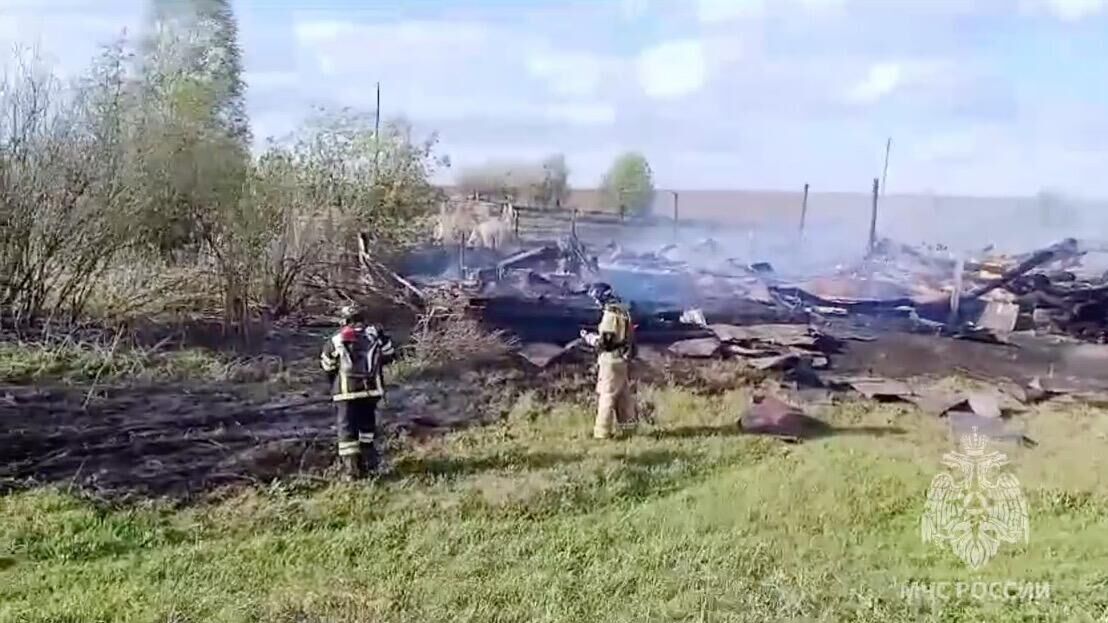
left=3, top=383, right=1108, bottom=622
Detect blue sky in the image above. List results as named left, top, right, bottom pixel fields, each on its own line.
left=1, top=0, right=1107, bottom=196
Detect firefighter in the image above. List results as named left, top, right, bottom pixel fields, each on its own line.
left=579, top=283, right=636, bottom=439
left=320, top=305, right=396, bottom=480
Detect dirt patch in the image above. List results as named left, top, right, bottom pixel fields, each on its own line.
left=0, top=383, right=337, bottom=500
left=0, top=340, right=783, bottom=503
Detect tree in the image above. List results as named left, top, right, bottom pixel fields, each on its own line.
left=132, top=0, right=252, bottom=255
left=602, top=152, right=654, bottom=215
left=128, top=0, right=260, bottom=331
left=456, top=161, right=540, bottom=203
left=141, top=0, right=250, bottom=147
left=536, top=153, right=569, bottom=209
left=456, top=154, right=568, bottom=208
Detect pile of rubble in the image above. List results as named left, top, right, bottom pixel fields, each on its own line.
left=395, top=232, right=1108, bottom=438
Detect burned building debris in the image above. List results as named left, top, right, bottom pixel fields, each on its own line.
left=396, top=232, right=1108, bottom=424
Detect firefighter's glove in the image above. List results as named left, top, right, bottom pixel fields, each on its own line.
left=579, top=330, right=600, bottom=348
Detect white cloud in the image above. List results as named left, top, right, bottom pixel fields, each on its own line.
left=0, top=17, right=19, bottom=42
left=0, top=4, right=142, bottom=78
left=796, top=0, right=848, bottom=13
left=697, top=0, right=845, bottom=22
left=1031, top=0, right=1108, bottom=20
left=526, top=51, right=612, bottom=98
left=293, top=18, right=493, bottom=77
left=842, top=60, right=958, bottom=105
left=637, top=40, right=706, bottom=99
left=291, top=15, right=618, bottom=132
left=914, top=129, right=988, bottom=162
left=619, top=0, right=651, bottom=19
left=845, top=62, right=902, bottom=103
left=697, top=0, right=766, bottom=23
left=700, top=35, right=746, bottom=66
left=546, top=102, right=616, bottom=125
left=244, top=70, right=300, bottom=90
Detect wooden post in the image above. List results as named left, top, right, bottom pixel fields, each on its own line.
left=458, top=232, right=466, bottom=277
left=373, top=82, right=381, bottom=176
left=948, top=257, right=965, bottom=328
left=672, top=191, right=679, bottom=239
left=867, top=177, right=879, bottom=255
left=799, top=183, right=809, bottom=235
left=881, top=137, right=891, bottom=196
left=571, top=207, right=578, bottom=237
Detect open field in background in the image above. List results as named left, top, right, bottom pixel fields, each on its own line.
left=2, top=383, right=1108, bottom=623
left=532, top=189, right=1108, bottom=258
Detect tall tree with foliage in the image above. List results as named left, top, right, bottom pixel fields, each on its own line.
left=602, top=152, right=654, bottom=216
left=140, top=0, right=250, bottom=148
left=135, top=0, right=258, bottom=329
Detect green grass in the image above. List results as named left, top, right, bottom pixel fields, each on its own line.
left=0, top=340, right=286, bottom=385
left=2, top=386, right=1108, bottom=622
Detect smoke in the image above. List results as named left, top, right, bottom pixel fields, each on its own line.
left=592, top=190, right=1108, bottom=285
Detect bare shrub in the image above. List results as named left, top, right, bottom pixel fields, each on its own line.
left=245, top=111, right=448, bottom=319
left=0, top=39, right=448, bottom=330
left=403, top=291, right=518, bottom=373
left=0, top=44, right=138, bottom=324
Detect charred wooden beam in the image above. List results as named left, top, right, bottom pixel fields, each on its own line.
left=966, top=238, right=1081, bottom=299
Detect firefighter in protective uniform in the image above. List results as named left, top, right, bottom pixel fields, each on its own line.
left=580, top=283, right=636, bottom=439
left=320, top=305, right=396, bottom=480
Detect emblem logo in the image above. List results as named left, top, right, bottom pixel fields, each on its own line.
left=922, top=426, right=1029, bottom=569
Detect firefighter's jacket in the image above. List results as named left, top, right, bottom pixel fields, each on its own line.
left=597, top=302, right=635, bottom=360
left=320, top=325, right=396, bottom=401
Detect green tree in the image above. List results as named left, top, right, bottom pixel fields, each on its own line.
left=133, top=0, right=257, bottom=329
left=602, top=152, right=654, bottom=215
left=141, top=0, right=250, bottom=147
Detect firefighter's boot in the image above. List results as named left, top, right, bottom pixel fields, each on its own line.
left=360, top=442, right=380, bottom=476
left=340, top=454, right=364, bottom=481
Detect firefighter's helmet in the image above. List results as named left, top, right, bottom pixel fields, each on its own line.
left=338, top=305, right=365, bottom=325
left=587, top=282, right=616, bottom=305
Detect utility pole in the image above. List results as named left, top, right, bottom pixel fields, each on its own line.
left=373, top=81, right=381, bottom=175
left=867, top=177, right=879, bottom=255
left=799, top=183, right=809, bottom=236
left=881, top=137, right=891, bottom=196
left=671, top=190, right=679, bottom=240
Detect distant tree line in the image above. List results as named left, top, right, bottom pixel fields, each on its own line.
left=455, top=151, right=656, bottom=216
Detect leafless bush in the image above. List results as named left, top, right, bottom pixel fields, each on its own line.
left=0, top=41, right=448, bottom=330
left=0, top=44, right=138, bottom=324
left=404, top=291, right=518, bottom=372
left=242, top=110, right=447, bottom=320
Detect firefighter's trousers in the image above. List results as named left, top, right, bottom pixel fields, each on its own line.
left=595, top=352, right=635, bottom=439
left=335, top=397, right=379, bottom=469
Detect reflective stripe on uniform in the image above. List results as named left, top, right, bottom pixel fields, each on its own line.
left=337, top=440, right=361, bottom=456
left=332, top=390, right=383, bottom=401
left=320, top=350, right=338, bottom=372
left=358, top=432, right=375, bottom=443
